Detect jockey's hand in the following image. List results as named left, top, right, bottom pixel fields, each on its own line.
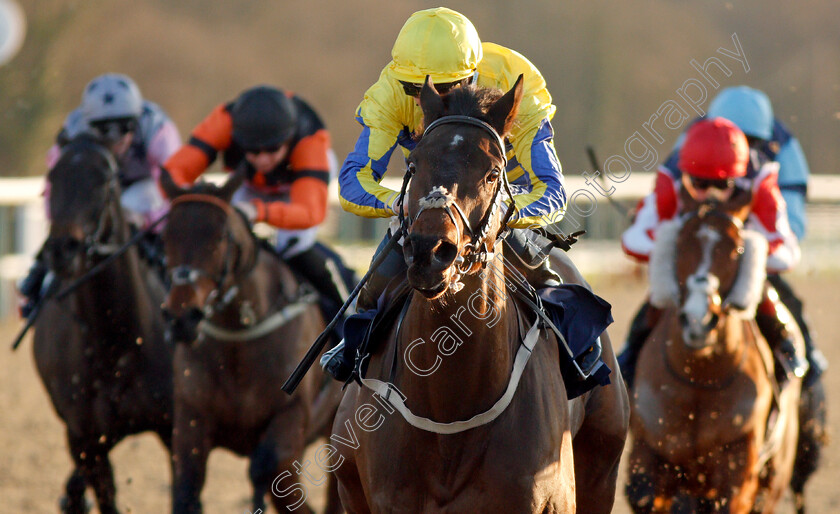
left=234, top=201, right=258, bottom=224
left=391, top=195, right=408, bottom=217
left=550, top=230, right=586, bottom=252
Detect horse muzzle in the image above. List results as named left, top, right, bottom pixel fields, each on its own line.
left=679, top=310, right=720, bottom=349
left=404, top=233, right=459, bottom=298
left=162, top=306, right=205, bottom=344
left=42, top=235, right=84, bottom=277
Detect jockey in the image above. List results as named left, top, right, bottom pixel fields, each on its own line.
left=163, top=85, right=356, bottom=335
left=618, top=117, right=812, bottom=387
left=322, top=7, right=570, bottom=381
left=17, top=73, right=182, bottom=318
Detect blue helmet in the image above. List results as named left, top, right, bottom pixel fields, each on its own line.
left=708, top=86, right=774, bottom=140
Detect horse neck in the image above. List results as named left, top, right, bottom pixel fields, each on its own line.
left=207, top=230, right=281, bottom=327
left=398, top=255, right=518, bottom=421
left=74, top=219, right=156, bottom=344
left=665, top=312, right=748, bottom=383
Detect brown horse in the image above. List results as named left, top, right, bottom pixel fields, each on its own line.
left=330, top=77, right=629, bottom=513
left=33, top=135, right=173, bottom=514
left=626, top=205, right=802, bottom=513
left=159, top=171, right=342, bottom=513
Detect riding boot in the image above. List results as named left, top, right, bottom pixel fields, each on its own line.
left=756, top=287, right=809, bottom=380
left=285, top=243, right=357, bottom=341
left=503, top=229, right=562, bottom=288
left=355, top=230, right=409, bottom=312
left=321, top=230, right=407, bottom=381
left=767, top=273, right=828, bottom=385
left=617, top=301, right=661, bottom=390
left=17, top=253, right=50, bottom=319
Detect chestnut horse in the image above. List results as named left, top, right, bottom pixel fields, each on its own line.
left=33, top=135, right=173, bottom=514
left=626, top=206, right=802, bottom=513
left=331, top=77, right=629, bottom=513
left=159, top=172, right=342, bottom=513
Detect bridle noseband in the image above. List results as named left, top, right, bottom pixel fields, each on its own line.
left=401, top=115, right=517, bottom=284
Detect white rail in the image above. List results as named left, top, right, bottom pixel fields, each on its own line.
left=2, top=173, right=839, bottom=203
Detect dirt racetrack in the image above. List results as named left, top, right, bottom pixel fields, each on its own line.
left=1, top=271, right=837, bottom=513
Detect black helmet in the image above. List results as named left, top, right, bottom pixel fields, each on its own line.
left=231, top=86, right=297, bottom=151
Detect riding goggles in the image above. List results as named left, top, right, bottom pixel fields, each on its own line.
left=89, top=117, right=138, bottom=142
left=243, top=143, right=284, bottom=155
left=400, top=78, right=468, bottom=98
left=688, top=176, right=735, bottom=191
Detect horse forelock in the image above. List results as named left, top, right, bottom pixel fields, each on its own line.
left=50, top=138, right=113, bottom=187
left=419, top=85, right=503, bottom=135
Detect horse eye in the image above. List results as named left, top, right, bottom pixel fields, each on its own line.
left=486, top=168, right=501, bottom=183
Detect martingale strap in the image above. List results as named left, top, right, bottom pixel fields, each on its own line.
left=358, top=316, right=541, bottom=435
left=199, top=290, right=318, bottom=342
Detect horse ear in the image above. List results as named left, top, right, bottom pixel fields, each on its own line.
left=486, top=74, right=524, bottom=137
left=218, top=163, right=247, bottom=202
left=419, top=75, right=445, bottom=126
left=159, top=168, right=185, bottom=199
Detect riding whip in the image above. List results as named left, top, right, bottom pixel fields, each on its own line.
left=9, top=212, right=169, bottom=351
left=281, top=225, right=405, bottom=395
left=585, top=145, right=631, bottom=218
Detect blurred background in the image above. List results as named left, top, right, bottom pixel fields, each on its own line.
left=0, top=1, right=839, bottom=512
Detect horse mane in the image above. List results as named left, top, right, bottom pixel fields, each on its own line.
left=49, top=133, right=115, bottom=182
left=418, top=84, right=505, bottom=135
left=181, top=180, right=228, bottom=196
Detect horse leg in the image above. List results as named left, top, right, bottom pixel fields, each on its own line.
left=322, top=471, right=343, bottom=514
left=172, top=409, right=212, bottom=514
left=625, top=438, right=658, bottom=514
left=792, top=377, right=827, bottom=514
left=332, top=389, right=370, bottom=514
left=572, top=331, right=630, bottom=514
left=59, top=467, right=89, bottom=514
left=66, top=434, right=120, bottom=514
left=248, top=413, right=312, bottom=514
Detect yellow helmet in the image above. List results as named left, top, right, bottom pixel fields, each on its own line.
left=389, top=7, right=482, bottom=84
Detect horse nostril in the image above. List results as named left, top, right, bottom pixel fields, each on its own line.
left=431, top=240, right=458, bottom=269
left=186, top=307, right=205, bottom=325
left=64, top=238, right=81, bottom=254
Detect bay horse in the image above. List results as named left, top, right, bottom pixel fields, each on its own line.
left=158, top=171, right=342, bottom=513
left=33, top=134, right=173, bottom=514
left=331, top=77, right=629, bottom=513
left=626, top=204, right=802, bottom=513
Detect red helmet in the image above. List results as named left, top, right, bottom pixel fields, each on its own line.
left=678, top=118, right=749, bottom=180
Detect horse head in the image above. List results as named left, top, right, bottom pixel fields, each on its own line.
left=650, top=197, right=767, bottom=350
left=43, top=134, right=123, bottom=277
left=402, top=75, right=523, bottom=299
left=159, top=168, right=255, bottom=343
